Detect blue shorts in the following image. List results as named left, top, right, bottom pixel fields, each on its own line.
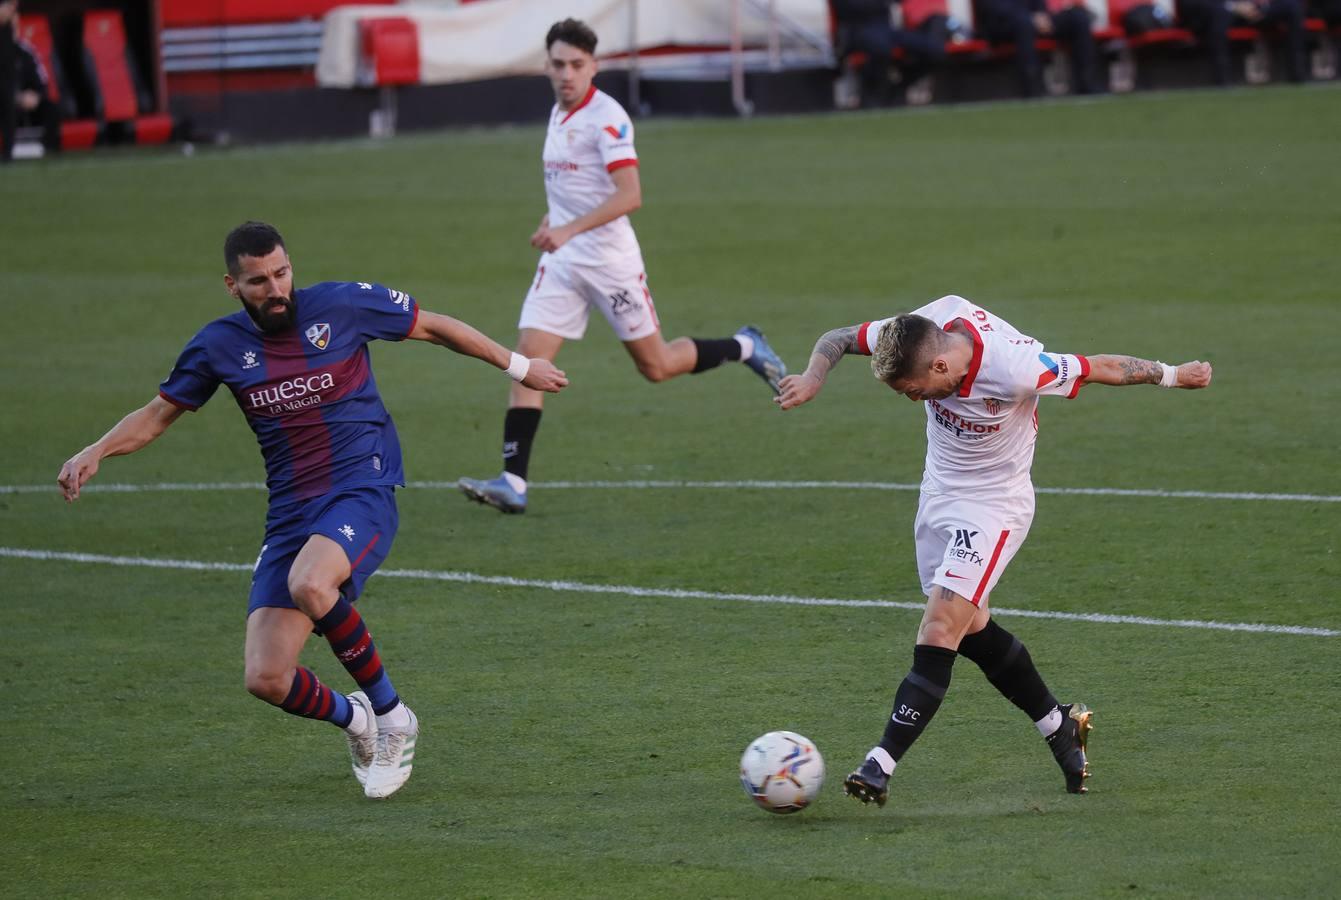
left=248, top=485, right=399, bottom=615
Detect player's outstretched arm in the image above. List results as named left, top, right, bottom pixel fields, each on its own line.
left=1084, top=356, right=1213, bottom=389
left=407, top=310, right=569, bottom=393
left=57, top=395, right=185, bottom=502
left=775, top=324, right=863, bottom=411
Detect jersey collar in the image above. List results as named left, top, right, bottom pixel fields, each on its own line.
left=945, top=318, right=984, bottom=397
left=559, top=84, right=598, bottom=124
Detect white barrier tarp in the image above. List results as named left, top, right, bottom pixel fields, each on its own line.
left=318, top=0, right=829, bottom=88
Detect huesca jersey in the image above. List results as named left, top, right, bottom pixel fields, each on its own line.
left=158, top=281, right=419, bottom=506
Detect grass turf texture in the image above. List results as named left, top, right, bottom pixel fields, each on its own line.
left=3, top=85, right=1340, bottom=897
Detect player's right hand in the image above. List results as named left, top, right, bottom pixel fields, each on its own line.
left=57, top=449, right=100, bottom=502
left=523, top=359, right=569, bottom=393
left=774, top=373, right=822, bottom=410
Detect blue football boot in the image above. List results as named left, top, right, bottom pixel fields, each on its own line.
left=457, top=475, right=527, bottom=514
left=737, top=325, right=787, bottom=395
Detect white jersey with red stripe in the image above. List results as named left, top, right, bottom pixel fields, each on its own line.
left=541, top=86, right=641, bottom=268
left=858, top=295, right=1090, bottom=502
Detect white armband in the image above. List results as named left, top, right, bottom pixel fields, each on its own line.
left=1157, top=362, right=1178, bottom=388
left=506, top=352, right=531, bottom=382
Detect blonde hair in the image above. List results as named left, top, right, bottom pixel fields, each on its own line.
left=871, top=314, right=943, bottom=383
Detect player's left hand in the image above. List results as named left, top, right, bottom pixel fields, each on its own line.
left=522, top=359, right=569, bottom=393
left=1174, top=360, right=1213, bottom=389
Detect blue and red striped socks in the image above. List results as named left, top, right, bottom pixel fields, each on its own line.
left=316, top=596, right=401, bottom=715
left=280, top=666, right=354, bottom=728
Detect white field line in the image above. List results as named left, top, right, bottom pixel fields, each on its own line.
left=2, top=546, right=1335, bottom=638
left=5, top=479, right=1339, bottom=503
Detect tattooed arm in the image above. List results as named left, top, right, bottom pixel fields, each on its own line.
left=1084, top=355, right=1213, bottom=389
left=774, top=325, right=863, bottom=410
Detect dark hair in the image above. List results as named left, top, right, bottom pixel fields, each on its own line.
left=545, top=18, right=597, bottom=55
left=871, top=314, right=944, bottom=383
left=224, top=221, right=286, bottom=275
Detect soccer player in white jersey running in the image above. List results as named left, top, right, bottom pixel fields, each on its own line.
left=458, top=18, right=786, bottom=514
left=775, top=295, right=1212, bottom=805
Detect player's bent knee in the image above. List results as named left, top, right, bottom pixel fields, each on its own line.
left=635, top=360, right=672, bottom=383
left=286, top=574, right=335, bottom=615
left=245, top=667, right=293, bottom=705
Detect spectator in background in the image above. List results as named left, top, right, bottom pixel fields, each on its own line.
left=1311, top=0, right=1341, bottom=24
left=973, top=0, right=1103, bottom=95
left=1, top=0, right=16, bottom=162
left=0, top=0, right=59, bottom=162
left=1178, top=0, right=1307, bottom=84
left=832, top=0, right=950, bottom=106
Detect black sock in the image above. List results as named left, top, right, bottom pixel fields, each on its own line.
left=958, top=619, right=1057, bottom=721
left=690, top=337, right=742, bottom=374
left=502, top=407, right=542, bottom=480
left=878, top=644, right=957, bottom=762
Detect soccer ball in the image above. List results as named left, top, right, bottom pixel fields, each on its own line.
left=739, top=731, right=825, bottom=814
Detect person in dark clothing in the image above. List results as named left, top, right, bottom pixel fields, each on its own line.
left=1, top=1, right=60, bottom=162
left=832, top=0, right=949, bottom=106
left=973, top=0, right=1103, bottom=96
left=1, top=1, right=17, bottom=162
left=1178, top=0, right=1308, bottom=84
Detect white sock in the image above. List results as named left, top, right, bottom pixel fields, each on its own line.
left=1036, top=705, right=1062, bottom=737
left=502, top=472, right=527, bottom=493
left=345, top=701, right=369, bottom=735
left=376, top=702, right=412, bottom=730
left=734, top=333, right=755, bottom=361
left=866, top=746, right=896, bottom=776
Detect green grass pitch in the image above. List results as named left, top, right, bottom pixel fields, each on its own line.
left=2, top=85, right=1339, bottom=897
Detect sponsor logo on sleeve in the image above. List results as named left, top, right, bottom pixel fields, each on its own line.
left=603, top=124, right=629, bottom=139
left=1036, top=352, right=1070, bottom=389
left=388, top=289, right=411, bottom=312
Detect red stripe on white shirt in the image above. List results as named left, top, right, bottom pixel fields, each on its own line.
left=1068, top=355, right=1091, bottom=399
left=606, top=158, right=638, bottom=173
left=856, top=322, right=873, bottom=355
left=559, top=84, right=597, bottom=124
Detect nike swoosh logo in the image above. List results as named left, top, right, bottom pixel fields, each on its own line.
left=945, top=570, right=971, bottom=580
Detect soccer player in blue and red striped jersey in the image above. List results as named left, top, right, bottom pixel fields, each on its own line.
left=57, top=221, right=568, bottom=799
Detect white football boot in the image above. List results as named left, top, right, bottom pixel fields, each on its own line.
left=364, top=706, right=419, bottom=799
left=345, top=691, right=378, bottom=788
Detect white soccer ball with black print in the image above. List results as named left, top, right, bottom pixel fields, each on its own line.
left=739, top=731, right=825, bottom=814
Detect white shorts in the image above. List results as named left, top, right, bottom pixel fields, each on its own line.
left=518, top=255, right=661, bottom=342
left=914, top=490, right=1035, bottom=606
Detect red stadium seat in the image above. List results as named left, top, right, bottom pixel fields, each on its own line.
left=359, top=17, right=420, bottom=86
left=81, top=10, right=175, bottom=144
left=17, top=14, right=102, bottom=151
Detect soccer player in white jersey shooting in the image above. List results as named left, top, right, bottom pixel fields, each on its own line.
left=776, top=296, right=1212, bottom=805
left=458, top=18, right=787, bottom=514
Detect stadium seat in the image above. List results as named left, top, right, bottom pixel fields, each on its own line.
left=357, top=17, right=420, bottom=137
left=16, top=14, right=99, bottom=151
left=81, top=10, right=175, bottom=145
left=358, top=17, right=420, bottom=87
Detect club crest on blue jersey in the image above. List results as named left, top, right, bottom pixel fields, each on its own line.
left=306, top=323, right=332, bottom=350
